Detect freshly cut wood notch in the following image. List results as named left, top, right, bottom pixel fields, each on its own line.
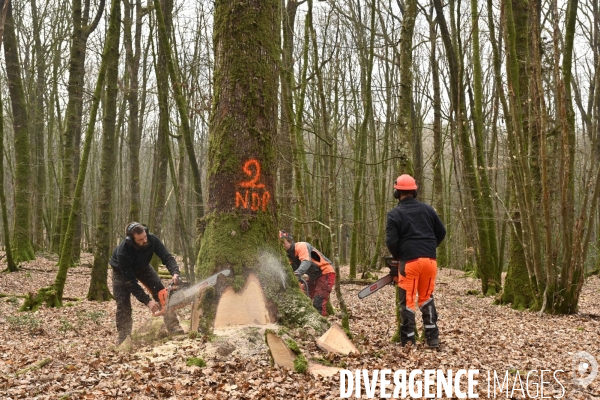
left=265, top=332, right=295, bottom=370
left=316, top=323, right=359, bottom=355
left=214, top=274, right=271, bottom=328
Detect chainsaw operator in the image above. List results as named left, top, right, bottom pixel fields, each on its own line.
left=279, top=231, right=335, bottom=316
left=110, top=222, right=184, bottom=345
left=385, top=174, right=446, bottom=348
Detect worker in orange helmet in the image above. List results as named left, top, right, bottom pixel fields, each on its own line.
left=279, top=231, right=335, bottom=316
left=386, top=174, right=446, bottom=348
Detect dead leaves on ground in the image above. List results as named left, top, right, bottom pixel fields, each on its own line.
left=0, top=257, right=599, bottom=399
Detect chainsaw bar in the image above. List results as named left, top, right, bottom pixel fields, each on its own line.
left=153, top=269, right=231, bottom=316
left=169, top=268, right=231, bottom=306
left=357, top=274, right=393, bottom=299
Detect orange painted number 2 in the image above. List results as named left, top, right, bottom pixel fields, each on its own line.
left=239, top=159, right=265, bottom=188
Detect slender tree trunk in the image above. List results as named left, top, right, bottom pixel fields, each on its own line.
left=56, top=0, right=104, bottom=263
left=289, top=8, right=311, bottom=238
left=2, top=0, right=34, bottom=263
left=88, top=0, right=121, bottom=302
left=349, top=0, right=376, bottom=279
left=434, top=0, right=499, bottom=295
left=124, top=0, right=143, bottom=222
left=21, top=0, right=114, bottom=311
left=500, top=0, right=536, bottom=308
left=396, top=0, right=416, bottom=176
left=278, top=0, right=300, bottom=230
left=306, top=0, right=349, bottom=331
left=167, top=135, right=194, bottom=283
left=31, top=0, right=47, bottom=251
left=148, top=0, right=171, bottom=241
left=0, top=91, right=17, bottom=272
left=469, top=0, right=501, bottom=293
left=429, top=7, right=447, bottom=269
left=152, top=0, right=204, bottom=220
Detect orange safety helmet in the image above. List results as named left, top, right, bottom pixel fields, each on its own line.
left=394, top=174, right=418, bottom=190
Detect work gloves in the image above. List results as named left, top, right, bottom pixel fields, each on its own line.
left=172, top=274, right=181, bottom=286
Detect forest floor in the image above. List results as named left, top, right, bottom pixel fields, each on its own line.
left=0, top=254, right=599, bottom=399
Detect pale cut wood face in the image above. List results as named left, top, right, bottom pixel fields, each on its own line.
left=214, top=274, right=272, bottom=328
left=316, top=323, right=360, bottom=355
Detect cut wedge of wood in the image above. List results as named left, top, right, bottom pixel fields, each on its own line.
left=265, top=331, right=296, bottom=370
left=316, top=323, right=359, bottom=355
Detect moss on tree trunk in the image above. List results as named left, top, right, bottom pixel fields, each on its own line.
left=501, top=219, right=535, bottom=310
left=3, top=1, right=34, bottom=263
left=196, top=214, right=326, bottom=333
left=0, top=92, right=18, bottom=272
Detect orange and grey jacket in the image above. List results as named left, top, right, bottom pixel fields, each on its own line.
left=286, top=242, right=334, bottom=281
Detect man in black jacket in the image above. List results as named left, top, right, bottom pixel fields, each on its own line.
left=386, top=174, right=446, bottom=348
left=110, top=222, right=184, bottom=344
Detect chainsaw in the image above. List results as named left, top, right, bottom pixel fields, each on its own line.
left=153, top=269, right=231, bottom=316
left=357, top=257, right=402, bottom=299
left=297, top=276, right=310, bottom=297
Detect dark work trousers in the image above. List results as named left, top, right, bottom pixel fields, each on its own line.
left=112, top=265, right=180, bottom=343
left=307, top=272, right=335, bottom=316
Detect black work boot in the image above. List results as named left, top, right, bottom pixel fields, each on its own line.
left=164, top=312, right=184, bottom=335
left=420, top=297, right=439, bottom=348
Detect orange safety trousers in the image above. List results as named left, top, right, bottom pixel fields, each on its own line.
left=397, top=258, right=437, bottom=310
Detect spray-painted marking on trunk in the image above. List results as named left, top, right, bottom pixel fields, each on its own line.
left=239, top=159, right=265, bottom=188
left=235, top=159, right=271, bottom=211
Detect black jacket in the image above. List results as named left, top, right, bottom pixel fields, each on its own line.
left=386, top=197, right=446, bottom=261
left=109, top=233, right=179, bottom=304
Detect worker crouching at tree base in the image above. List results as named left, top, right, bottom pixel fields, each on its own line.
left=385, top=175, right=446, bottom=348
left=110, top=222, right=184, bottom=345
left=279, top=231, right=335, bottom=316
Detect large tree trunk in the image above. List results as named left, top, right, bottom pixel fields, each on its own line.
left=88, top=0, right=120, bottom=302
left=2, top=0, right=34, bottom=263
left=196, top=0, right=324, bottom=332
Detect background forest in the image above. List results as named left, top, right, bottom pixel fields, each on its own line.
left=0, top=0, right=599, bottom=315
